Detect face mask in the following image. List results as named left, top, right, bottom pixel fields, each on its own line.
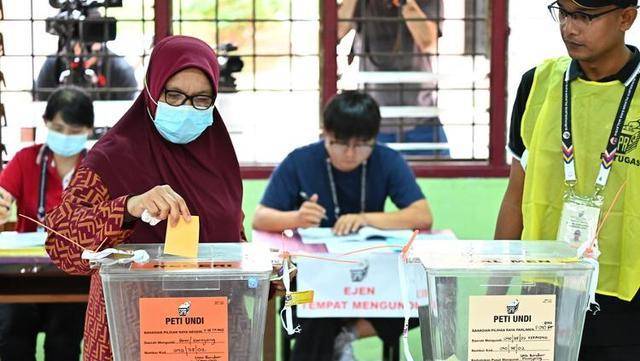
left=46, top=130, right=88, bottom=157
left=152, top=102, right=214, bottom=144
left=145, top=82, right=214, bottom=144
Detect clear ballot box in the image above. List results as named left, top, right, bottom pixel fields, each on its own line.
left=98, top=243, right=272, bottom=361
left=412, top=240, right=595, bottom=361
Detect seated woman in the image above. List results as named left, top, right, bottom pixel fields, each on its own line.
left=44, top=36, right=246, bottom=361
left=0, top=86, right=94, bottom=361
left=252, top=90, right=433, bottom=361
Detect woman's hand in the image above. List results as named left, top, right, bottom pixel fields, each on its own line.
left=126, top=185, right=191, bottom=227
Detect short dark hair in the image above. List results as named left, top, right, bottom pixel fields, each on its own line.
left=322, top=91, right=381, bottom=141
left=43, top=86, right=94, bottom=128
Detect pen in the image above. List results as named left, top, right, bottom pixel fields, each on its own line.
left=299, top=191, right=328, bottom=220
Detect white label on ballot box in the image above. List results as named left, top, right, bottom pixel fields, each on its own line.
left=296, top=253, right=428, bottom=318
left=468, top=295, right=556, bottom=361
left=139, top=297, right=229, bottom=361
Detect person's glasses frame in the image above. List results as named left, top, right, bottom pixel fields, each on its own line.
left=547, top=1, right=632, bottom=26
left=329, top=139, right=375, bottom=156
left=163, top=89, right=215, bottom=110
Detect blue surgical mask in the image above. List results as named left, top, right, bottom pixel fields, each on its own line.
left=144, top=80, right=215, bottom=144
left=150, top=102, right=214, bottom=144
left=46, top=130, right=88, bottom=157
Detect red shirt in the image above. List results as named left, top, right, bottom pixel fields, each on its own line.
left=0, top=144, right=82, bottom=232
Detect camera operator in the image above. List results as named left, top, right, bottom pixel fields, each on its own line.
left=339, top=0, right=448, bottom=157
left=35, top=4, right=137, bottom=101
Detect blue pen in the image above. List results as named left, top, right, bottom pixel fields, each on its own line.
left=299, top=191, right=328, bottom=220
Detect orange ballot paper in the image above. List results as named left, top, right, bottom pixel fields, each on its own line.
left=164, top=216, right=200, bottom=258
left=139, top=297, right=228, bottom=361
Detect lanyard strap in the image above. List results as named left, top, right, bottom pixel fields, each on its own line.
left=37, top=148, right=49, bottom=224
left=561, top=67, right=640, bottom=191
left=37, top=147, right=85, bottom=225
left=325, top=158, right=366, bottom=219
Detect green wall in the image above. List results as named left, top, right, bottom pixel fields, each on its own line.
left=242, top=178, right=509, bottom=240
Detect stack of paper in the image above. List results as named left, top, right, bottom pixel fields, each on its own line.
left=297, top=226, right=457, bottom=254
left=297, top=227, right=359, bottom=244
left=0, top=231, right=47, bottom=250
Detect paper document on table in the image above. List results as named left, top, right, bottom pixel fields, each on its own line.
left=299, top=226, right=439, bottom=245
left=323, top=232, right=458, bottom=254
left=297, top=227, right=359, bottom=244
left=359, top=227, right=414, bottom=240
left=384, top=230, right=458, bottom=246
left=297, top=227, right=334, bottom=240
left=325, top=241, right=389, bottom=254
left=0, top=232, right=47, bottom=250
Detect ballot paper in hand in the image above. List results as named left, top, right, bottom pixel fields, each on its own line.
left=164, top=216, right=200, bottom=258
left=0, top=231, right=47, bottom=250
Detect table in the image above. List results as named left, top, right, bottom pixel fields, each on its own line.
left=0, top=248, right=90, bottom=303
left=253, top=229, right=455, bottom=361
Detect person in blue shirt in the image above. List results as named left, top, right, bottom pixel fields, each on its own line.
left=253, top=90, right=432, bottom=361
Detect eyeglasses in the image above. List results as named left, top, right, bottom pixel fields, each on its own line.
left=329, top=140, right=374, bottom=157
left=547, top=1, right=627, bottom=27
left=163, top=89, right=215, bottom=110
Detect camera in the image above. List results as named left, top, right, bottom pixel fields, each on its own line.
left=217, top=43, right=244, bottom=93
left=49, top=0, right=123, bottom=7
left=44, top=0, right=122, bottom=90
left=46, top=0, right=121, bottom=44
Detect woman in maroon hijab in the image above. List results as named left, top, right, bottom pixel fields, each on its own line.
left=45, top=35, right=244, bottom=361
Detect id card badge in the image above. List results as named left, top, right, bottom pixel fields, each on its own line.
left=556, top=192, right=602, bottom=248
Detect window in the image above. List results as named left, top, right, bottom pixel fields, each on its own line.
left=0, top=0, right=153, bottom=159
left=326, top=0, right=509, bottom=177
left=172, top=0, right=322, bottom=165
left=0, top=0, right=509, bottom=177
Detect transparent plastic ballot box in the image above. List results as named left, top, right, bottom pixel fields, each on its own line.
left=411, top=240, right=595, bottom=361
left=98, top=243, right=272, bottom=361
